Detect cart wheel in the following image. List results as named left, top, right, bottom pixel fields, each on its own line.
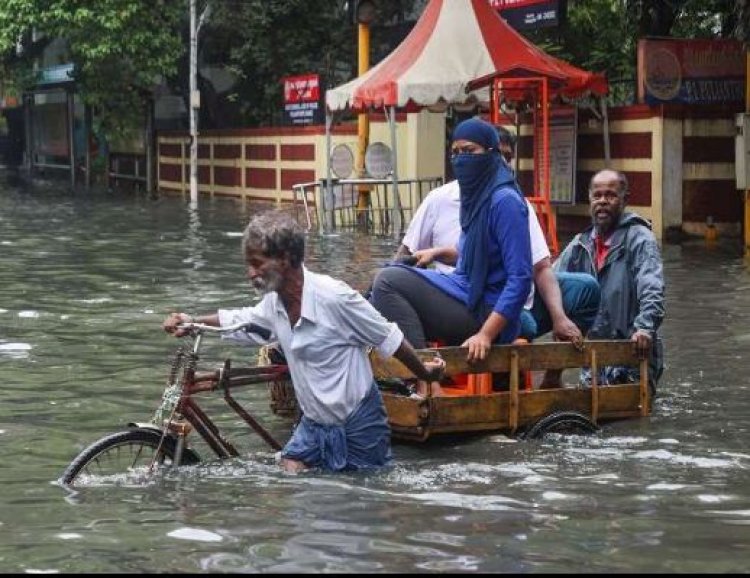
left=521, top=411, right=599, bottom=440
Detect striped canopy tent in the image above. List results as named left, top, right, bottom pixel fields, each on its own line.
left=323, top=0, right=608, bottom=232
left=326, top=0, right=607, bottom=112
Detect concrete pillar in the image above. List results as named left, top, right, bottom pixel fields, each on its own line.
left=660, top=116, right=683, bottom=238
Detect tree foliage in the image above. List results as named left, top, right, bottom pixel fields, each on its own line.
left=0, top=0, right=183, bottom=132
left=526, top=0, right=747, bottom=104
left=0, top=0, right=747, bottom=133
left=195, top=0, right=425, bottom=127
left=197, top=0, right=345, bottom=126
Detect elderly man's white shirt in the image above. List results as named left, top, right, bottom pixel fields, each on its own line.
left=217, top=267, right=403, bottom=425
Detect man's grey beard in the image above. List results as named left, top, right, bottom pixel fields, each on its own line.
left=251, top=271, right=282, bottom=294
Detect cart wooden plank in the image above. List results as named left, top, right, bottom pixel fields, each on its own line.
left=371, top=340, right=640, bottom=378
left=375, top=339, right=649, bottom=441
left=267, top=339, right=650, bottom=442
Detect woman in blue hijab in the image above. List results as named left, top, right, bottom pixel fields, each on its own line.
left=371, top=117, right=532, bottom=373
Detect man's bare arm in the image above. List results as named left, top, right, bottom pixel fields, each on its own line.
left=392, top=339, right=445, bottom=381
left=534, top=257, right=582, bottom=346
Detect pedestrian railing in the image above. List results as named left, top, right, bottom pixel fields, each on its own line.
left=108, top=152, right=147, bottom=192
left=292, top=176, right=443, bottom=234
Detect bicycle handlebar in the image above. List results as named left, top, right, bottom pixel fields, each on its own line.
left=177, top=321, right=273, bottom=341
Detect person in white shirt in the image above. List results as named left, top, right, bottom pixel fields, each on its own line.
left=398, top=179, right=461, bottom=274
left=163, top=211, right=444, bottom=473
left=393, top=127, right=600, bottom=385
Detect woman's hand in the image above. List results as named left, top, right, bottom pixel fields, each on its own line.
left=463, top=312, right=504, bottom=362
left=461, top=331, right=493, bottom=362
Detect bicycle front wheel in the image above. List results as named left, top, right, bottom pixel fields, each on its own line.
left=60, top=428, right=200, bottom=487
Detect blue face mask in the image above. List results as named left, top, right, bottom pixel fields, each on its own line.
left=451, top=152, right=497, bottom=196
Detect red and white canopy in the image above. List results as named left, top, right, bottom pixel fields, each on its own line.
left=326, top=0, right=608, bottom=112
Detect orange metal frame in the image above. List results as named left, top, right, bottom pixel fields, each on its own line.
left=490, top=76, right=559, bottom=256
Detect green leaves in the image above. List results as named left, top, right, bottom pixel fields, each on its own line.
left=1, top=0, right=183, bottom=132
left=528, top=0, right=741, bottom=104
left=204, top=0, right=356, bottom=126
left=13, top=0, right=740, bottom=133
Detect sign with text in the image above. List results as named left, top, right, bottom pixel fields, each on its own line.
left=282, top=73, right=324, bottom=126
left=365, top=142, right=393, bottom=179
left=549, top=106, right=577, bottom=205
left=490, top=0, right=562, bottom=30
left=37, top=63, right=75, bottom=86
left=330, top=144, right=354, bottom=179
left=637, top=38, right=745, bottom=105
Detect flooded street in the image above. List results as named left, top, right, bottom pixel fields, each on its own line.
left=1, top=179, right=749, bottom=573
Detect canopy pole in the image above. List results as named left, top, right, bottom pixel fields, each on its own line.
left=601, top=96, right=611, bottom=167
left=324, top=111, right=334, bottom=232
left=356, top=21, right=372, bottom=227
left=386, top=105, right=402, bottom=235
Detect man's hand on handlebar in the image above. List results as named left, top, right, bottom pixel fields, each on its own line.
left=163, top=312, right=194, bottom=337
left=162, top=313, right=269, bottom=341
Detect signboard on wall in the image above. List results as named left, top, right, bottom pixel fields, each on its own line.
left=637, top=38, right=745, bottom=105
left=489, top=0, right=563, bottom=30
left=37, top=63, right=74, bottom=86
left=549, top=106, right=577, bottom=205
left=330, top=144, right=354, bottom=179
left=282, top=73, right=324, bottom=126
left=365, top=142, right=393, bottom=178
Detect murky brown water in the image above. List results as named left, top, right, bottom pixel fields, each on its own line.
left=1, top=177, right=749, bottom=572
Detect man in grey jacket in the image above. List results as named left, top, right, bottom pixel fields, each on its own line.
left=554, top=169, right=665, bottom=393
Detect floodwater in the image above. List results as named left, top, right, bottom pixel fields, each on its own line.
left=1, top=177, right=749, bottom=573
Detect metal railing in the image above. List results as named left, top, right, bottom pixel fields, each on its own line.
left=292, top=176, right=443, bottom=234
left=108, top=152, right=146, bottom=191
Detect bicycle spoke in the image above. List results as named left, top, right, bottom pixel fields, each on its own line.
left=131, top=442, right=146, bottom=469
left=74, top=441, right=171, bottom=483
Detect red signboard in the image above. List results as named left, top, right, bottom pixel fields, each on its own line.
left=0, top=96, right=18, bottom=108
left=638, top=38, right=745, bottom=105
left=283, top=74, right=320, bottom=105
left=282, top=73, right=323, bottom=126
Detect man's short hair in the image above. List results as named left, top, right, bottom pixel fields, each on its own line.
left=589, top=169, right=629, bottom=197
left=496, top=125, right=517, bottom=148
left=242, top=211, right=305, bottom=268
